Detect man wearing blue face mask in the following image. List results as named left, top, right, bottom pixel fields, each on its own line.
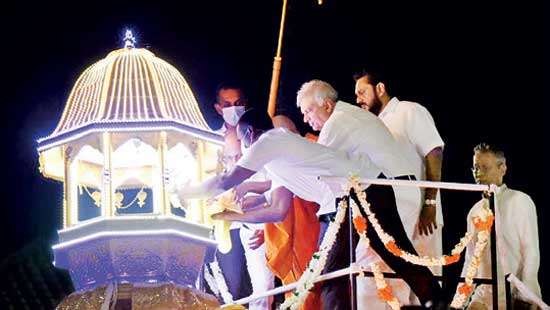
left=210, top=83, right=274, bottom=309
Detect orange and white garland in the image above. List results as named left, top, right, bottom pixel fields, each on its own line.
left=279, top=177, right=493, bottom=309
left=450, top=205, right=494, bottom=308
left=370, top=262, right=401, bottom=310
left=346, top=177, right=472, bottom=268
left=350, top=195, right=401, bottom=309
left=349, top=195, right=401, bottom=309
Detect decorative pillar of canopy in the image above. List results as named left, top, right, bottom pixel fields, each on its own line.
left=197, top=140, right=209, bottom=224
left=102, top=132, right=114, bottom=217
left=62, top=146, right=78, bottom=228
left=158, top=131, right=170, bottom=216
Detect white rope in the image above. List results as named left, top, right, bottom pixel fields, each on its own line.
left=318, top=176, right=494, bottom=192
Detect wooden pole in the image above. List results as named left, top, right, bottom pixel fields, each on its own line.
left=267, top=0, right=289, bottom=118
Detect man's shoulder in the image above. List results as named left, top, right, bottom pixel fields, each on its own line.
left=260, top=127, right=301, bottom=144
left=263, top=127, right=287, bottom=136
left=505, top=187, right=536, bottom=208
left=396, top=100, right=432, bottom=116
left=334, top=101, right=379, bottom=123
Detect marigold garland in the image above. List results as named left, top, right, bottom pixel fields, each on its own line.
left=348, top=178, right=473, bottom=267
left=371, top=262, right=400, bottom=310
left=278, top=177, right=492, bottom=309
left=450, top=205, right=493, bottom=308
left=353, top=216, right=368, bottom=234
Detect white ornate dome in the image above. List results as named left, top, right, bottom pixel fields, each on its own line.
left=38, top=45, right=220, bottom=150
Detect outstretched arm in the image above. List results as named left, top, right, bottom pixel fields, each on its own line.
left=212, top=186, right=293, bottom=223
left=176, top=165, right=256, bottom=200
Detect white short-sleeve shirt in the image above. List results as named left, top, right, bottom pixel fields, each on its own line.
left=237, top=128, right=380, bottom=215
left=379, top=97, right=445, bottom=224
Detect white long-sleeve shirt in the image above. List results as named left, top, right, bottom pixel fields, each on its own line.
left=462, top=184, right=541, bottom=309
left=237, top=128, right=380, bottom=215
left=317, top=101, right=421, bottom=238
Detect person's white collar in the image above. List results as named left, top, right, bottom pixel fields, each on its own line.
left=379, top=97, right=400, bottom=118
left=494, top=183, right=508, bottom=195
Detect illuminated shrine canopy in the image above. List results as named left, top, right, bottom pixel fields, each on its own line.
left=37, top=31, right=223, bottom=228
left=39, top=31, right=219, bottom=149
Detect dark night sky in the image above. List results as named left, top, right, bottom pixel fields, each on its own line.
left=1, top=0, right=547, bottom=299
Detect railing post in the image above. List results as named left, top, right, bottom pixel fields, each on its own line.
left=488, top=193, right=498, bottom=310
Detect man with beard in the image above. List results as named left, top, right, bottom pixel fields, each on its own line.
left=355, top=72, right=445, bottom=306
left=296, top=80, right=444, bottom=309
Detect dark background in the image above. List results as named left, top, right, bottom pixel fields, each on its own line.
left=1, top=0, right=547, bottom=305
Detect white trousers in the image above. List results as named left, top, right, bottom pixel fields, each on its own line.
left=239, top=227, right=274, bottom=310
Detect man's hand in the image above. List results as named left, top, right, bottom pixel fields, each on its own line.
left=418, top=204, right=437, bottom=236
left=234, top=181, right=272, bottom=203
left=239, top=194, right=267, bottom=211
left=247, top=229, right=265, bottom=250
left=234, top=182, right=253, bottom=202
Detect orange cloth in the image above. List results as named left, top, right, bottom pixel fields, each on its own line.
left=265, top=198, right=322, bottom=309
left=264, top=132, right=322, bottom=309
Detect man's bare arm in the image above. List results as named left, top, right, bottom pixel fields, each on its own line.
left=177, top=165, right=256, bottom=200
left=418, top=146, right=443, bottom=236
left=234, top=180, right=272, bottom=201
left=212, top=187, right=293, bottom=223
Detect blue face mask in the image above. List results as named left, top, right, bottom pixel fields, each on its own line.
left=222, top=106, right=246, bottom=126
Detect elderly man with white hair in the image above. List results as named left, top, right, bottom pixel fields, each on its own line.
left=296, top=80, right=445, bottom=309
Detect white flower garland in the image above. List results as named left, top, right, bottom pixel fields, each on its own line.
left=450, top=206, right=493, bottom=308
left=210, top=261, right=234, bottom=304
left=203, top=265, right=220, bottom=297
left=279, top=199, right=348, bottom=310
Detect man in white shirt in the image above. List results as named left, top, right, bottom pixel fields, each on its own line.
left=355, top=72, right=445, bottom=304
left=296, top=80, right=444, bottom=309
left=462, top=143, right=541, bottom=309
left=176, top=108, right=380, bottom=216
